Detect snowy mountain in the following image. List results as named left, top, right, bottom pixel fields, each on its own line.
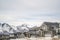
left=17, top=24, right=29, bottom=33
left=0, top=23, right=17, bottom=35
left=0, top=23, right=33, bottom=35
left=0, top=23, right=3, bottom=34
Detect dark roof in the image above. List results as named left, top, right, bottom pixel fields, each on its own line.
left=0, top=32, right=3, bottom=35
left=3, top=31, right=9, bottom=35
left=44, top=22, right=59, bottom=25
left=43, top=22, right=59, bottom=27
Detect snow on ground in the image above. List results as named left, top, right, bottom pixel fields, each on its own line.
left=10, top=37, right=52, bottom=40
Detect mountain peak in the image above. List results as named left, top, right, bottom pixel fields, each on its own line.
left=2, top=23, right=10, bottom=27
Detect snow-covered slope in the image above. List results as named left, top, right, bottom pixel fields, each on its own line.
left=0, top=23, right=17, bottom=34
left=0, top=23, right=3, bottom=35
left=17, top=24, right=29, bottom=33
left=0, top=23, right=32, bottom=35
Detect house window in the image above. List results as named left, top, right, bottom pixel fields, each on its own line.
left=51, top=27, right=54, bottom=29
left=10, top=35, right=14, bottom=37
left=0, top=35, right=2, bottom=37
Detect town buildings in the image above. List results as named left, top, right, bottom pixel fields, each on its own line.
left=0, top=22, right=60, bottom=40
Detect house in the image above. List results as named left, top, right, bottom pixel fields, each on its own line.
left=28, top=29, right=45, bottom=37
left=29, top=30, right=37, bottom=37
left=14, top=32, right=23, bottom=38
left=56, top=23, right=60, bottom=38
left=2, top=33, right=9, bottom=40
left=9, top=32, right=21, bottom=39
left=0, top=32, right=4, bottom=40
left=28, top=26, right=45, bottom=37
left=16, top=24, right=30, bottom=38
left=0, top=31, right=9, bottom=40
left=0, top=23, right=9, bottom=40
left=58, top=23, right=60, bottom=35
left=40, top=22, right=59, bottom=37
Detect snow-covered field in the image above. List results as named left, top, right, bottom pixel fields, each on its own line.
left=10, top=37, right=53, bottom=40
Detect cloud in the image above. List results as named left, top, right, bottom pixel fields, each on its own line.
left=0, top=0, right=60, bottom=11
left=0, top=0, right=60, bottom=26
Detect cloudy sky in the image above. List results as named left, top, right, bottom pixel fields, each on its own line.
left=0, top=0, right=60, bottom=26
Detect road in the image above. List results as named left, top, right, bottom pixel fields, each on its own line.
left=10, top=37, right=53, bottom=40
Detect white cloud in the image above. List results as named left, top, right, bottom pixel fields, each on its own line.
left=0, top=0, right=60, bottom=26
